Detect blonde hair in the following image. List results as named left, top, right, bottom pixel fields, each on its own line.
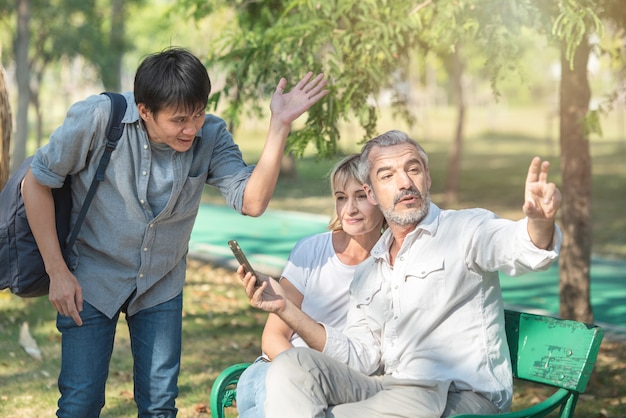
left=327, top=154, right=362, bottom=231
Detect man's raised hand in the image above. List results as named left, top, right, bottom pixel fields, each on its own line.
left=270, top=72, right=328, bottom=125
left=523, top=156, right=561, bottom=221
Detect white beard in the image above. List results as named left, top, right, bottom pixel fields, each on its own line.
left=377, top=189, right=430, bottom=227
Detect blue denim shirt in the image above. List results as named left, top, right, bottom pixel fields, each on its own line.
left=32, top=92, right=253, bottom=317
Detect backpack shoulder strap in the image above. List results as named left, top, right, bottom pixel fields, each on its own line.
left=96, top=92, right=128, bottom=180
left=102, top=92, right=127, bottom=142
left=65, top=93, right=128, bottom=249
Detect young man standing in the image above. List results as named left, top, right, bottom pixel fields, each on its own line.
left=22, top=47, right=327, bottom=417
left=240, top=130, right=562, bottom=417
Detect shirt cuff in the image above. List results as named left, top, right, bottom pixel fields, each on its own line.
left=321, top=322, right=347, bottom=359
left=517, top=218, right=562, bottom=268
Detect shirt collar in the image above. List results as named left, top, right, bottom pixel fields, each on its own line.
left=371, top=202, right=442, bottom=260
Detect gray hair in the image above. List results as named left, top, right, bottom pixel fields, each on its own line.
left=357, top=130, right=429, bottom=186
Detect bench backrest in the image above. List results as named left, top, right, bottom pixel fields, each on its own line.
left=504, top=309, right=604, bottom=393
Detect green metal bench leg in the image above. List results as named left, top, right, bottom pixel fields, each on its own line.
left=210, top=363, right=251, bottom=418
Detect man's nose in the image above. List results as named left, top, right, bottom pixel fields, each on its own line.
left=396, top=171, right=413, bottom=189
left=183, top=121, right=199, bottom=135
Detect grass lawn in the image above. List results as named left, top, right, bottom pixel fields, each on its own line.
left=2, top=260, right=625, bottom=417
left=1, top=105, right=624, bottom=416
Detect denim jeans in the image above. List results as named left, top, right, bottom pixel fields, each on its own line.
left=236, top=356, right=271, bottom=418
left=56, top=293, right=183, bottom=418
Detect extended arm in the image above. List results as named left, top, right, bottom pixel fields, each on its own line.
left=522, top=157, right=562, bottom=249
left=242, top=73, right=328, bottom=216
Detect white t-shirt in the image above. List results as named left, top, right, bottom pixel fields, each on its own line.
left=280, top=231, right=361, bottom=348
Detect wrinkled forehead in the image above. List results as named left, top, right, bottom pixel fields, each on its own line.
left=369, top=143, right=426, bottom=168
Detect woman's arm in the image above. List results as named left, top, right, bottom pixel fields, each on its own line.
left=261, top=278, right=304, bottom=360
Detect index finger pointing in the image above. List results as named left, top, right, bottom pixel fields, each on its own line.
left=526, top=156, right=542, bottom=184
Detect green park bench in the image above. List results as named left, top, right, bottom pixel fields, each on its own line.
left=209, top=309, right=604, bottom=418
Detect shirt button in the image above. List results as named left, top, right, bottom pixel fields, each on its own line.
left=143, top=144, right=148, bottom=149
left=140, top=199, right=145, bottom=204
left=139, top=273, right=144, bottom=278
left=399, top=256, right=404, bottom=261
left=143, top=247, right=148, bottom=252
left=149, top=224, right=154, bottom=228
left=142, top=170, right=147, bottom=176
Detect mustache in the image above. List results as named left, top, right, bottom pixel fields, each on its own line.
left=393, top=189, right=423, bottom=205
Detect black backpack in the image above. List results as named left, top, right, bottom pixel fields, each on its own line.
left=0, top=92, right=127, bottom=297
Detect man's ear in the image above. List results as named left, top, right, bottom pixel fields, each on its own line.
left=364, top=183, right=378, bottom=205
left=137, top=103, right=151, bottom=121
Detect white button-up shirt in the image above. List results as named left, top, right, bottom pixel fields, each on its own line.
left=322, top=203, right=562, bottom=411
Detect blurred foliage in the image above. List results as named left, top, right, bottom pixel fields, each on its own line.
left=1, top=0, right=623, bottom=153
left=175, top=0, right=626, bottom=159
left=0, top=0, right=147, bottom=89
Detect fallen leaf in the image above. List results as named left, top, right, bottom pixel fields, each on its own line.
left=194, top=402, right=208, bottom=413
left=119, top=390, right=134, bottom=401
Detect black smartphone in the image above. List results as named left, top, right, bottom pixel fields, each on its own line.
left=228, top=240, right=260, bottom=285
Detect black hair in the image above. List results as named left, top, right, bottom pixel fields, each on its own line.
left=134, top=47, right=211, bottom=116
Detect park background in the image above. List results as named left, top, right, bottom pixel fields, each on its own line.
left=1, top=1, right=625, bottom=416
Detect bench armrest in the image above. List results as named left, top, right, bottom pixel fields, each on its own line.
left=210, top=363, right=250, bottom=418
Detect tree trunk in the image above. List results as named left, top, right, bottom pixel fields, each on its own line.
left=558, top=38, right=594, bottom=323
left=13, top=0, right=30, bottom=172
left=0, top=58, right=12, bottom=189
left=33, top=92, right=43, bottom=149
left=102, top=0, right=125, bottom=92
left=444, top=46, right=465, bottom=207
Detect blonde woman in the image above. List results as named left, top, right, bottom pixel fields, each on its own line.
left=236, top=154, right=385, bottom=417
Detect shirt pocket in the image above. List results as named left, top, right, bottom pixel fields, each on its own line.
left=355, top=281, right=383, bottom=308
left=170, top=173, right=207, bottom=217
left=353, top=280, right=385, bottom=335
left=403, top=258, right=445, bottom=309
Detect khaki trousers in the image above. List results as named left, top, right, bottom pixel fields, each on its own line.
left=265, top=348, right=499, bottom=418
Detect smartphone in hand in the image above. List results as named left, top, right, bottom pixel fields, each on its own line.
left=228, top=240, right=261, bottom=285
